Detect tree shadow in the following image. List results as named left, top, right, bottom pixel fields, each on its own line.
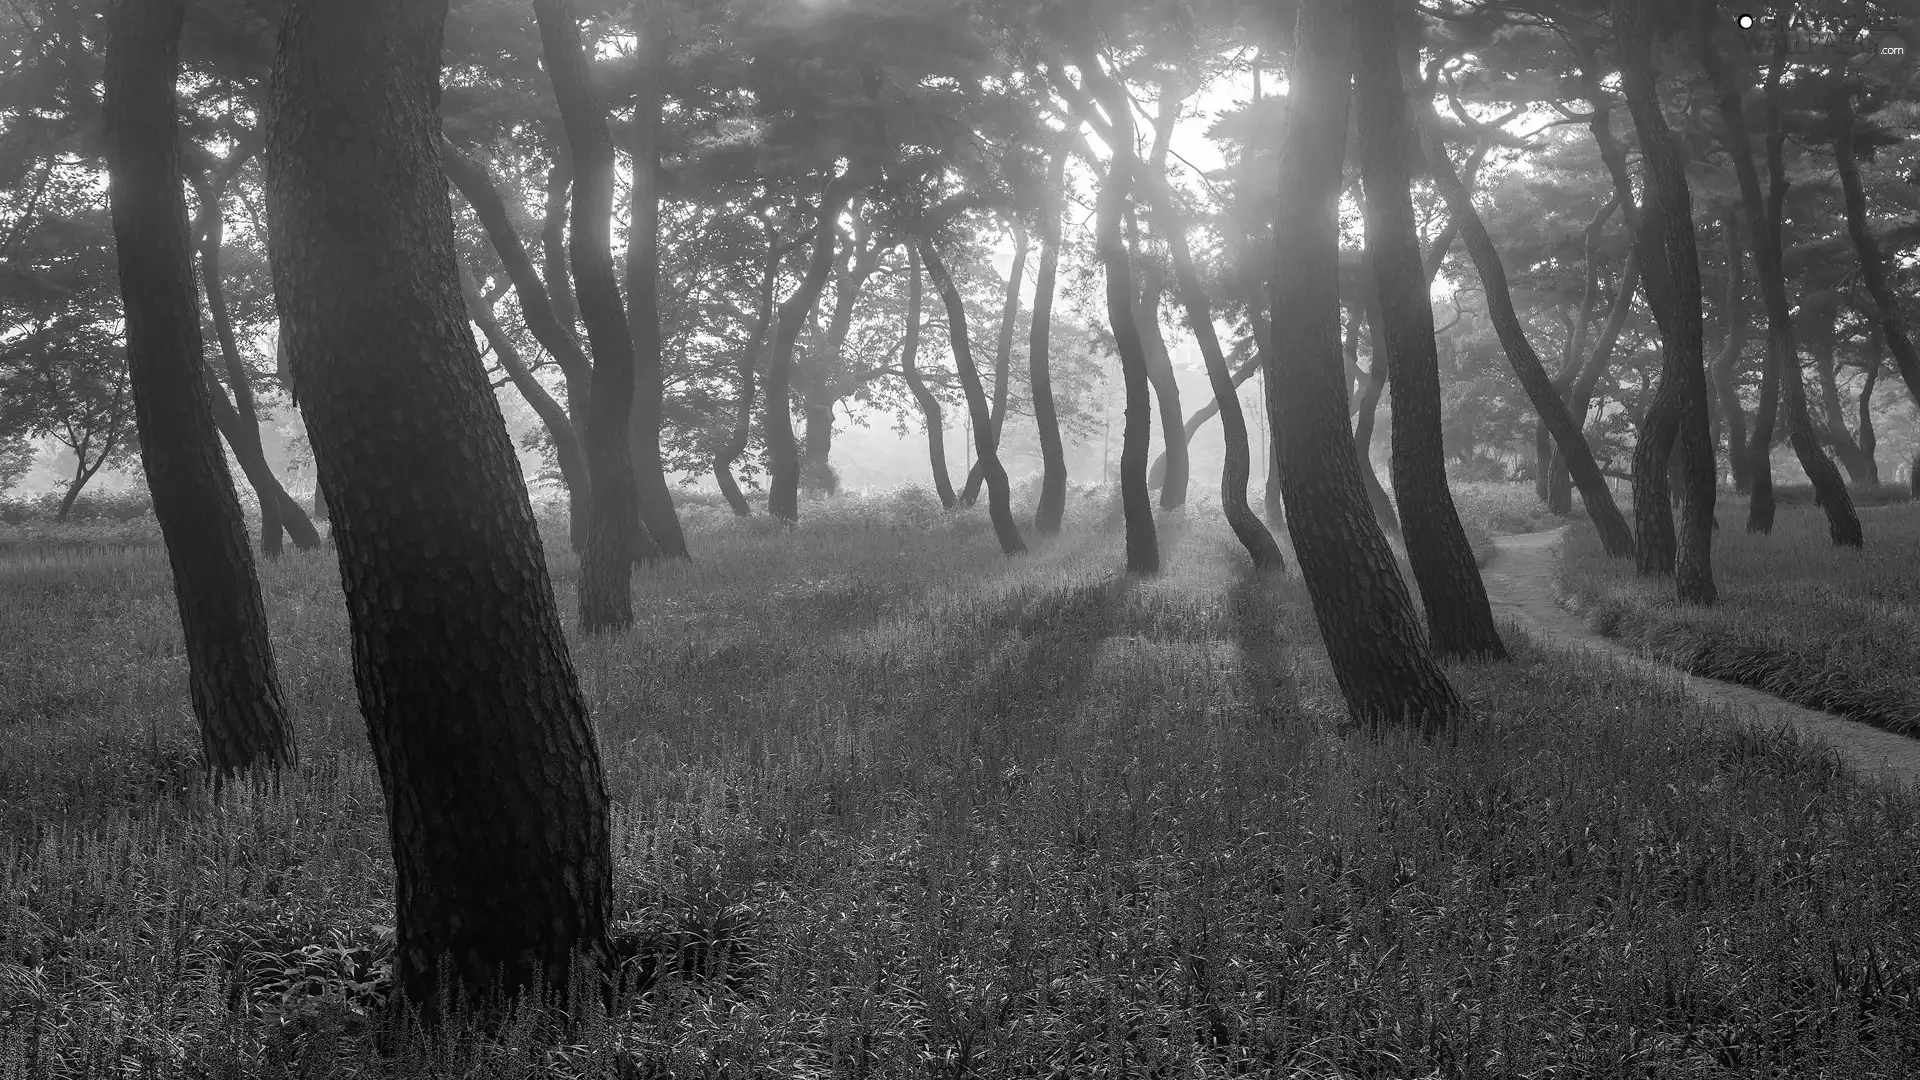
left=1225, top=569, right=1303, bottom=724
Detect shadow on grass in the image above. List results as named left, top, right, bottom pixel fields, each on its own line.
left=1226, top=569, right=1302, bottom=723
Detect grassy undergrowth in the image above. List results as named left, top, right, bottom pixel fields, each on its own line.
left=1560, top=500, right=1920, bottom=737
left=6, top=487, right=1920, bottom=1076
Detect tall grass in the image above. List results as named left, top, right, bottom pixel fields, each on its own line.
left=3, top=486, right=1920, bottom=1076
left=1560, top=501, right=1920, bottom=735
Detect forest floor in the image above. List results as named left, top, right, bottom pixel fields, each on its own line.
left=6, top=488, right=1920, bottom=1076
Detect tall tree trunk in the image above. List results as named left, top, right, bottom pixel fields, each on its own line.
left=1712, top=214, right=1751, bottom=491
left=624, top=0, right=687, bottom=558
left=1697, top=13, right=1858, bottom=545
left=1030, top=142, right=1069, bottom=536
left=1540, top=196, right=1619, bottom=509
left=542, top=158, right=580, bottom=345
left=189, top=147, right=321, bottom=556
left=714, top=230, right=777, bottom=517
left=1806, top=296, right=1873, bottom=483
left=1072, top=45, right=1158, bottom=574
left=1146, top=116, right=1282, bottom=570
left=1136, top=246, right=1189, bottom=511
left=1354, top=0, right=1505, bottom=659
left=1272, top=0, right=1461, bottom=730
left=107, top=0, right=295, bottom=782
left=899, top=246, right=958, bottom=510
left=1350, top=299, right=1400, bottom=534
left=536, top=0, right=660, bottom=635
left=460, top=265, right=592, bottom=537
left=960, top=224, right=1028, bottom=506
left=1419, top=119, right=1635, bottom=557
left=919, top=237, right=1025, bottom=555
left=266, top=0, right=612, bottom=1018
left=1616, top=0, right=1716, bottom=602
left=1834, top=86, right=1920, bottom=419
left=766, top=176, right=857, bottom=522
left=1559, top=249, right=1640, bottom=521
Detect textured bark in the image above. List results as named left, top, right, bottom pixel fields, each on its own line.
left=1617, top=0, right=1716, bottom=601
left=1271, top=0, right=1460, bottom=731
left=899, top=246, right=958, bottom=510
left=107, top=0, right=295, bottom=783
left=1148, top=128, right=1282, bottom=571
left=1711, top=215, right=1751, bottom=491
left=266, top=0, right=612, bottom=1018
left=766, top=177, right=856, bottom=521
left=536, top=0, right=659, bottom=634
left=1833, top=86, right=1920, bottom=412
left=623, top=1, right=687, bottom=558
left=960, top=224, right=1028, bottom=506
left=1030, top=143, right=1069, bottom=536
left=1698, top=14, right=1857, bottom=545
left=1420, top=120, right=1634, bottom=557
left=919, top=237, right=1024, bottom=555
left=715, top=232, right=777, bottom=517
left=1354, top=0, right=1505, bottom=658
left=1074, top=45, right=1158, bottom=574
left=460, top=266, right=591, bottom=537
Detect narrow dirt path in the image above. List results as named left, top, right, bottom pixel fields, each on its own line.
left=1483, top=527, right=1920, bottom=788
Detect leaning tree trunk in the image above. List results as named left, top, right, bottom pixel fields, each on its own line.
left=1806, top=297, right=1873, bottom=484
left=1617, top=0, right=1716, bottom=602
left=266, top=0, right=612, bottom=1020
left=714, top=232, right=778, bottom=517
left=1858, top=333, right=1882, bottom=486
left=1030, top=141, right=1069, bottom=536
left=960, top=224, right=1028, bottom=507
left=624, top=1, right=688, bottom=558
left=1743, top=40, right=1791, bottom=532
left=899, top=246, right=959, bottom=510
left=1697, top=11, right=1858, bottom=545
left=766, top=177, right=856, bottom=521
left=537, top=0, right=659, bottom=630
left=1354, top=0, right=1505, bottom=659
left=1351, top=297, right=1401, bottom=535
left=200, top=365, right=317, bottom=547
left=192, top=160, right=320, bottom=555
left=1540, top=197, right=1619, bottom=509
left=106, top=0, right=295, bottom=784
left=919, top=237, right=1025, bottom=556
left=1420, top=119, right=1635, bottom=557
left=1833, top=84, right=1920, bottom=412
left=1271, top=0, right=1461, bottom=731
left=1147, top=132, right=1283, bottom=571
left=1074, top=45, right=1158, bottom=574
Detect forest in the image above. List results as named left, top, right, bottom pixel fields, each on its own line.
left=8, top=0, right=1920, bottom=1074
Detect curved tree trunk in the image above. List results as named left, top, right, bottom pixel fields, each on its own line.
left=267, top=0, right=611, bottom=1018
left=460, top=265, right=592, bottom=536
left=1137, top=254, right=1189, bottom=511
left=536, top=0, right=659, bottom=631
left=1540, top=196, right=1619, bottom=510
left=766, top=177, right=856, bottom=522
left=1030, top=142, right=1069, bottom=536
left=1354, top=0, right=1505, bottom=658
left=1072, top=46, right=1157, bottom=574
left=1351, top=298, right=1400, bottom=535
left=1858, top=333, right=1882, bottom=486
left=1697, top=13, right=1857, bottom=545
left=714, top=230, right=778, bottom=517
left=1617, top=0, right=1716, bottom=602
left=624, top=1, right=687, bottom=558
left=898, top=246, right=958, bottom=510
left=1147, top=124, right=1282, bottom=570
left=1806, top=298, right=1872, bottom=483
left=919, top=237, right=1024, bottom=555
left=1272, top=0, right=1460, bottom=731
left=107, top=0, right=295, bottom=783
left=542, top=158, right=580, bottom=345
left=191, top=155, right=320, bottom=556
left=1419, top=118, right=1635, bottom=557
left=960, top=224, right=1028, bottom=506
